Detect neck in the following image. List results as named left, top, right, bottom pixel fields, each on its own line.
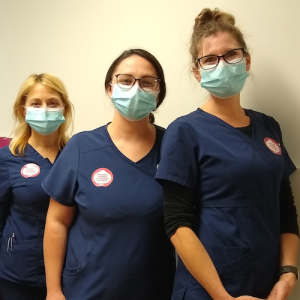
left=201, top=93, right=250, bottom=127
left=108, top=111, right=154, bottom=141
left=28, top=130, right=59, bottom=150
left=202, top=93, right=245, bottom=118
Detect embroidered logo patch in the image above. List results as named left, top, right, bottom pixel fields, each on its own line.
left=21, top=163, right=40, bottom=178
left=91, top=168, right=113, bottom=187
left=264, top=137, right=282, bottom=155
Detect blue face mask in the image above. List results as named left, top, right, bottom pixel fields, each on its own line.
left=25, top=107, right=65, bottom=135
left=200, top=60, right=249, bottom=99
left=111, top=84, right=158, bottom=121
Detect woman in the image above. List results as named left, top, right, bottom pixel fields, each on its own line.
left=0, top=74, right=73, bottom=299
left=155, top=8, right=299, bottom=300
left=42, top=49, right=175, bottom=300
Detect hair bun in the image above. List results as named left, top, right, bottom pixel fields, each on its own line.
left=194, top=8, right=235, bottom=30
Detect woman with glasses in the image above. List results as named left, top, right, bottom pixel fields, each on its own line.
left=0, top=74, right=73, bottom=300
left=155, top=8, right=299, bottom=300
left=42, top=49, right=175, bottom=300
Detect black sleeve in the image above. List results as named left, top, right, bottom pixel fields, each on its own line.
left=162, top=177, right=299, bottom=238
left=280, top=177, right=299, bottom=236
left=162, top=180, right=196, bottom=239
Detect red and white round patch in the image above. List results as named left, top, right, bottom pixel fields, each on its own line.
left=91, top=168, right=113, bottom=187
left=21, top=163, right=40, bottom=178
left=264, top=137, right=282, bottom=155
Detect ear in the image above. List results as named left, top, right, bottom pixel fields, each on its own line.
left=245, top=55, right=251, bottom=72
left=192, top=64, right=201, bottom=83
left=23, top=106, right=27, bottom=117
left=106, top=83, right=113, bottom=98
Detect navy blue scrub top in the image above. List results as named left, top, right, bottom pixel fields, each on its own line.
left=42, top=125, right=175, bottom=300
left=155, top=109, right=296, bottom=300
left=0, top=145, right=53, bottom=286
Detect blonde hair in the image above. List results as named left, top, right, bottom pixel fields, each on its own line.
left=190, top=8, right=249, bottom=66
left=9, top=73, right=74, bottom=156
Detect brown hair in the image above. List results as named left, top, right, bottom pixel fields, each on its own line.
left=10, top=73, right=74, bottom=156
left=104, top=49, right=166, bottom=124
left=190, top=8, right=248, bottom=66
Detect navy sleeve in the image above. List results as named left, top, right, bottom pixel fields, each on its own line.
left=0, top=149, right=12, bottom=247
left=155, top=120, right=199, bottom=190
left=42, top=136, right=80, bottom=206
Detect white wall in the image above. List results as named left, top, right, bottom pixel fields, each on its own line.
left=0, top=0, right=299, bottom=298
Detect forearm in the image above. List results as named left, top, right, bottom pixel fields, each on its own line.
left=267, top=233, right=299, bottom=300
left=171, top=227, right=232, bottom=300
left=44, top=218, right=69, bottom=294
left=279, top=233, right=299, bottom=285
left=44, top=199, right=76, bottom=295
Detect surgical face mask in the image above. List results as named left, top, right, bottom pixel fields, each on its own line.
left=111, top=84, right=158, bottom=121
left=200, top=60, right=249, bottom=99
left=25, top=107, right=65, bottom=135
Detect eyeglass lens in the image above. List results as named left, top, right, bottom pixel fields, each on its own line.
left=199, top=49, right=244, bottom=70
left=117, top=74, right=158, bottom=92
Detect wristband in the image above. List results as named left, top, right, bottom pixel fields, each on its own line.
left=279, top=265, right=299, bottom=281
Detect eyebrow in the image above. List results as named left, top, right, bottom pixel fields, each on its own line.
left=29, top=97, right=60, bottom=101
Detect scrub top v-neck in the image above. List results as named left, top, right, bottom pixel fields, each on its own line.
left=42, top=125, right=175, bottom=300
left=0, top=145, right=55, bottom=286
left=155, top=108, right=296, bottom=299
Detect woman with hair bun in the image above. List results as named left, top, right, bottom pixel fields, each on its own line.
left=156, top=8, right=299, bottom=300
left=0, top=73, right=74, bottom=299
left=42, top=49, right=175, bottom=300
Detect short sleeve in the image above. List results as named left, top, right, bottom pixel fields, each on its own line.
left=155, top=120, right=199, bottom=190
left=0, top=149, right=12, bottom=245
left=42, top=136, right=80, bottom=206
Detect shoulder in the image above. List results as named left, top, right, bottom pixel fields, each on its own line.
left=246, top=109, right=280, bottom=130
left=66, top=125, right=110, bottom=153
left=0, top=146, right=13, bottom=162
left=170, top=109, right=208, bottom=129
left=165, top=109, right=208, bottom=138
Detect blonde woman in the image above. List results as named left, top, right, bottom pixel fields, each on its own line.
left=0, top=74, right=73, bottom=299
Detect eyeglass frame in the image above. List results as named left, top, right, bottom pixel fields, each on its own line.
left=113, top=74, right=161, bottom=91
left=196, top=48, right=248, bottom=70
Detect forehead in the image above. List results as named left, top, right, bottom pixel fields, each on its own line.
left=27, top=83, right=62, bottom=100
left=200, top=31, right=241, bottom=56
left=114, top=55, right=158, bottom=77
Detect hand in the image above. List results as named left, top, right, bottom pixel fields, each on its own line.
left=46, top=291, right=66, bottom=300
left=267, top=275, right=296, bottom=300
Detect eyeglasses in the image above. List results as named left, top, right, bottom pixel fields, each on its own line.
left=197, top=48, right=247, bottom=70
left=114, top=74, right=161, bottom=92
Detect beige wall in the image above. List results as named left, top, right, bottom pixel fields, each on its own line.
left=0, top=0, right=299, bottom=298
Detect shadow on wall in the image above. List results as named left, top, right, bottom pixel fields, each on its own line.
left=0, top=137, right=12, bottom=148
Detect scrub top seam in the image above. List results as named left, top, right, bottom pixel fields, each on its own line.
left=160, top=122, right=198, bottom=189
left=75, top=135, right=95, bottom=228
left=78, top=145, right=111, bottom=155
left=181, top=122, right=200, bottom=150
